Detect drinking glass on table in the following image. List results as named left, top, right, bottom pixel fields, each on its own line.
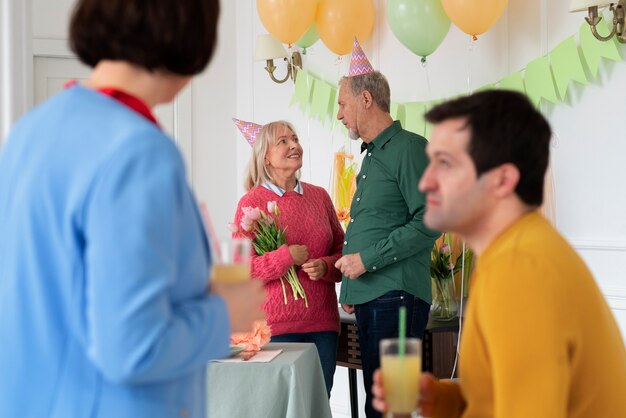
left=211, top=238, right=251, bottom=284
left=380, top=338, right=422, bottom=418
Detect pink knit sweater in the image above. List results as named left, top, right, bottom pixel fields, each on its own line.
left=233, top=182, right=344, bottom=335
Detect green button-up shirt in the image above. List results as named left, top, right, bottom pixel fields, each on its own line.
left=339, top=121, right=440, bottom=305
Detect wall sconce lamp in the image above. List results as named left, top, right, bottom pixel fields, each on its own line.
left=570, top=0, right=625, bottom=43
left=254, top=34, right=302, bottom=84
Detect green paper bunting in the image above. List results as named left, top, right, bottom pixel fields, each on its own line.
left=290, top=70, right=314, bottom=112
left=331, top=87, right=340, bottom=128
left=425, top=122, right=433, bottom=140
left=497, top=72, right=525, bottom=94
left=550, top=36, right=587, bottom=99
left=579, top=19, right=621, bottom=79
left=424, top=100, right=442, bottom=140
left=404, top=102, right=426, bottom=137
left=325, top=85, right=335, bottom=125
left=390, top=102, right=399, bottom=120
left=310, top=80, right=332, bottom=125
left=475, top=84, right=495, bottom=92
left=524, top=56, right=559, bottom=107
left=390, top=102, right=406, bottom=127
left=290, top=24, right=623, bottom=131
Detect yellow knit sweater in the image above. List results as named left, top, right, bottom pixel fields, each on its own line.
left=434, top=212, right=626, bottom=418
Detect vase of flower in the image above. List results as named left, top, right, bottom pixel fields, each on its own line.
left=431, top=276, right=458, bottom=321
left=430, top=233, right=472, bottom=321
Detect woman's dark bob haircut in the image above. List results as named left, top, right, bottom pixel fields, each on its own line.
left=69, top=0, right=220, bottom=76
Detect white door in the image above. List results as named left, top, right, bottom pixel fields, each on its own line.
left=33, top=56, right=177, bottom=136
left=32, top=56, right=193, bottom=182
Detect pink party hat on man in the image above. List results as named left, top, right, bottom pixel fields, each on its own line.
left=347, top=38, right=374, bottom=76
left=232, top=118, right=263, bottom=146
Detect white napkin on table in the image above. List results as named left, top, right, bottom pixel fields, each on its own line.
left=212, top=349, right=282, bottom=363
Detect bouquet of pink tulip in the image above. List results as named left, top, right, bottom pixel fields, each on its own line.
left=230, top=201, right=308, bottom=307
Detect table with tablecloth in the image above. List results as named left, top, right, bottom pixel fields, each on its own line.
left=206, top=342, right=332, bottom=418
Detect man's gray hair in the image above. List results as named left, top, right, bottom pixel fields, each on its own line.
left=340, top=71, right=391, bottom=113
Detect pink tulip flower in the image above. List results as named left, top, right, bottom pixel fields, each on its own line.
left=267, top=201, right=277, bottom=215
left=227, top=222, right=239, bottom=233
left=242, top=206, right=261, bottom=221
left=240, top=217, right=254, bottom=232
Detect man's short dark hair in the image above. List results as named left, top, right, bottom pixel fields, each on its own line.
left=425, top=90, right=551, bottom=206
left=69, top=0, right=220, bottom=75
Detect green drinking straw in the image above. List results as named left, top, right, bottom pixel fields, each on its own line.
left=398, top=306, right=406, bottom=357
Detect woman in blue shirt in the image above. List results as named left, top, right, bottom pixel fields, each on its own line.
left=0, top=1, right=265, bottom=417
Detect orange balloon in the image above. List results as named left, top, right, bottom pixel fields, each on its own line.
left=257, top=0, right=318, bottom=45
left=316, top=0, right=375, bottom=55
left=441, top=0, right=508, bottom=37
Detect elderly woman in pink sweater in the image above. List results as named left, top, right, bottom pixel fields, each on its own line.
left=232, top=120, right=344, bottom=396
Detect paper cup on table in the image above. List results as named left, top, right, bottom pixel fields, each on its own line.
left=211, top=238, right=251, bottom=283
left=380, top=338, right=422, bottom=418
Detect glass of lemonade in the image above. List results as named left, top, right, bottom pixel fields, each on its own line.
left=211, top=238, right=251, bottom=284
left=380, top=338, right=422, bottom=418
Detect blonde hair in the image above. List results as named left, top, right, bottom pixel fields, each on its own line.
left=244, top=120, right=301, bottom=191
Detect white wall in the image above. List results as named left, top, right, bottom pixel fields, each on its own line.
left=190, top=1, right=238, bottom=241
left=234, top=1, right=626, bottom=414
left=7, top=0, right=626, bottom=416
left=234, top=0, right=626, bottom=318
left=26, top=0, right=239, bottom=241
left=0, top=0, right=32, bottom=142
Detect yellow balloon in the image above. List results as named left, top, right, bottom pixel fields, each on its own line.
left=317, top=0, right=375, bottom=55
left=441, top=0, right=508, bottom=37
left=257, top=0, right=318, bottom=45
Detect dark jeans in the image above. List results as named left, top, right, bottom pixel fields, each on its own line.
left=354, top=291, right=430, bottom=418
left=270, top=330, right=338, bottom=397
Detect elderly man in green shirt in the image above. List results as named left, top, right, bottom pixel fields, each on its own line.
left=334, top=43, right=440, bottom=418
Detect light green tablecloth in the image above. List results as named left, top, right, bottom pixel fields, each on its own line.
left=207, top=342, right=332, bottom=418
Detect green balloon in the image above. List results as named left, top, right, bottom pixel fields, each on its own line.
left=387, top=0, right=451, bottom=58
left=295, top=22, right=319, bottom=49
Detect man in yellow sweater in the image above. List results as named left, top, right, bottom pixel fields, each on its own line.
left=372, top=90, right=626, bottom=417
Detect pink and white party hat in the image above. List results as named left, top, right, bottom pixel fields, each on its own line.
left=232, top=118, right=263, bottom=146
left=347, top=38, right=374, bottom=76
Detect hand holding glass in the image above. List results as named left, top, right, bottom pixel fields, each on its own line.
left=380, top=338, right=422, bottom=417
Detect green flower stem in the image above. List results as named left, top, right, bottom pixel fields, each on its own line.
left=278, top=276, right=287, bottom=304
left=246, top=207, right=308, bottom=308
left=434, top=277, right=454, bottom=319
left=280, top=267, right=308, bottom=308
